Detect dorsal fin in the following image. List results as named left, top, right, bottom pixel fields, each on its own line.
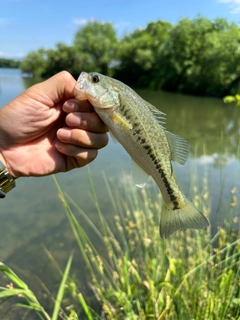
left=144, top=100, right=189, bottom=165
left=165, top=131, right=190, bottom=165
left=144, top=100, right=166, bottom=126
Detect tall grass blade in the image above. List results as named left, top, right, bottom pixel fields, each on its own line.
left=51, top=254, right=73, bottom=320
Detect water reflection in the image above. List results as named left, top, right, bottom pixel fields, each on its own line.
left=0, top=68, right=25, bottom=106
left=0, top=68, right=240, bottom=318
left=139, top=89, right=240, bottom=160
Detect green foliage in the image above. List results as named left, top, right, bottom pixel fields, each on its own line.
left=43, top=43, right=82, bottom=79
left=20, top=49, right=48, bottom=77
left=73, top=20, right=117, bottom=76
left=0, top=262, right=51, bottom=319
left=19, top=17, right=240, bottom=97
left=115, top=20, right=172, bottom=88
left=62, top=172, right=239, bottom=320
left=159, top=17, right=240, bottom=96
left=224, top=94, right=240, bottom=106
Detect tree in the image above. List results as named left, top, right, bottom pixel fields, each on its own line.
left=158, top=17, right=240, bottom=96
left=19, top=17, right=240, bottom=98
left=43, top=43, right=83, bottom=79
left=114, top=20, right=172, bottom=88
left=0, top=58, right=20, bottom=68
left=20, top=49, right=47, bottom=77
left=73, top=21, right=117, bottom=75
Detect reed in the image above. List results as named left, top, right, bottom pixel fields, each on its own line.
left=0, top=170, right=239, bottom=319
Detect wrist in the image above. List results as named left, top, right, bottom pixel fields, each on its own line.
left=0, top=153, right=16, bottom=197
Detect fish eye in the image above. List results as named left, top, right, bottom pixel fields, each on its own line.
left=92, top=75, right=100, bottom=83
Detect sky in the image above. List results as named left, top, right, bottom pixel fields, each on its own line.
left=0, top=0, right=240, bottom=59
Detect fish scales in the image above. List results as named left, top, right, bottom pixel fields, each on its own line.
left=75, top=71, right=209, bottom=238
left=116, top=94, right=178, bottom=205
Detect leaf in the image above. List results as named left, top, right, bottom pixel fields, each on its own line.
left=0, top=262, right=28, bottom=290
left=51, top=254, right=73, bottom=320
left=223, top=96, right=236, bottom=104
left=78, top=293, right=93, bottom=320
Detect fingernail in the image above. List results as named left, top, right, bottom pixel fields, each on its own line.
left=57, top=128, right=71, bottom=140
left=63, top=101, right=77, bottom=112
left=66, top=113, right=81, bottom=126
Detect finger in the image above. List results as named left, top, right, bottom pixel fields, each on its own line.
left=30, top=71, right=76, bottom=105
left=57, top=128, right=109, bottom=149
left=55, top=142, right=98, bottom=167
left=63, top=99, right=94, bottom=113
left=65, top=112, right=108, bottom=133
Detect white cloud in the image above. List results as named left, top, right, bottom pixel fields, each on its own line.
left=218, top=0, right=240, bottom=14
left=72, top=18, right=95, bottom=26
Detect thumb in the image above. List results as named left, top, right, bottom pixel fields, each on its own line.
left=28, top=71, right=77, bottom=106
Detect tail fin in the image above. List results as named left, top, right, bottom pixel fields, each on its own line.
left=160, top=199, right=209, bottom=238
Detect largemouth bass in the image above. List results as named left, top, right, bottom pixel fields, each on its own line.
left=75, top=72, right=209, bottom=238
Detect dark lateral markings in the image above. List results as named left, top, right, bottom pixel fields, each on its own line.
left=132, top=130, right=180, bottom=210
left=133, top=129, right=141, bottom=136
left=145, top=144, right=180, bottom=210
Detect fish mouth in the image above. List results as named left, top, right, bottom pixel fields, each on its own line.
left=76, top=72, right=89, bottom=91
left=75, top=72, right=89, bottom=100
left=75, top=72, right=114, bottom=109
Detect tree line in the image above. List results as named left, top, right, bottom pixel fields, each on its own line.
left=20, top=17, right=240, bottom=97
left=0, top=58, right=20, bottom=68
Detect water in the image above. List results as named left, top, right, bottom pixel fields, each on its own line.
left=0, top=68, right=240, bottom=315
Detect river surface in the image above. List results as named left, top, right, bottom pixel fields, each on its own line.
left=0, top=68, right=240, bottom=316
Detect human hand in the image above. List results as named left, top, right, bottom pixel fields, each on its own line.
left=0, top=71, right=108, bottom=179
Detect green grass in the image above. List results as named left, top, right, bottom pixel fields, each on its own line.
left=0, top=170, right=240, bottom=319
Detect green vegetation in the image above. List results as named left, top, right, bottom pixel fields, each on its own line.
left=0, top=58, right=20, bottom=68
left=20, top=17, right=240, bottom=97
left=0, top=172, right=239, bottom=319
left=224, top=94, right=240, bottom=106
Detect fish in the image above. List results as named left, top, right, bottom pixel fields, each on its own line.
left=74, top=71, right=209, bottom=238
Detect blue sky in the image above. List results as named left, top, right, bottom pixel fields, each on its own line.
left=0, top=0, right=240, bottom=59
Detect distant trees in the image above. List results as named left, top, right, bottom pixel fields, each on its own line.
left=114, top=20, right=172, bottom=88
left=20, top=18, right=240, bottom=97
left=158, top=17, right=240, bottom=96
left=0, top=58, right=20, bottom=68
left=20, top=49, right=47, bottom=76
